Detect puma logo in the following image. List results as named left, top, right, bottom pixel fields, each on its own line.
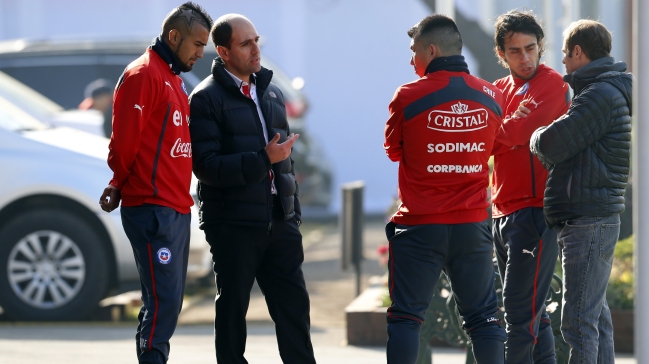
left=522, top=247, right=537, bottom=257
left=134, top=104, right=144, bottom=115
left=165, top=81, right=174, bottom=90
left=527, top=99, right=544, bottom=109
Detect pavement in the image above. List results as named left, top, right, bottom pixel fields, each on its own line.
left=0, top=323, right=473, bottom=364
left=0, top=217, right=638, bottom=363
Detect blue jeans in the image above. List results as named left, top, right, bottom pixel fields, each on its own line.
left=557, top=214, right=620, bottom=364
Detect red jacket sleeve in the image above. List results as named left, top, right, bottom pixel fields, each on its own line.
left=384, top=89, right=404, bottom=162
left=107, top=71, right=157, bottom=189
left=496, top=76, right=569, bottom=147
left=491, top=140, right=511, bottom=156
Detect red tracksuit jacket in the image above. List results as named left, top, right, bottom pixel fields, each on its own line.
left=385, top=70, right=503, bottom=225
left=108, top=48, right=193, bottom=214
left=491, top=64, right=571, bottom=218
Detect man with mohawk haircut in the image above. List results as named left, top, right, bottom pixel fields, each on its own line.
left=98, top=3, right=212, bottom=363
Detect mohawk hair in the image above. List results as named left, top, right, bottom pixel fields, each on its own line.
left=162, top=2, right=213, bottom=35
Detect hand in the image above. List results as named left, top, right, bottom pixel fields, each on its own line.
left=99, top=185, right=121, bottom=213
left=265, top=133, right=299, bottom=164
left=513, top=100, right=532, bottom=119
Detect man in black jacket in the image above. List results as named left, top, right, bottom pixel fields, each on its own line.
left=530, top=19, right=632, bottom=364
left=188, top=14, right=316, bottom=364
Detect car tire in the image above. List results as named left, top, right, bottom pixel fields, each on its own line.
left=0, top=209, right=110, bottom=320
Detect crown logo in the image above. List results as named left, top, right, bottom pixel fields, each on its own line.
left=451, top=102, right=469, bottom=114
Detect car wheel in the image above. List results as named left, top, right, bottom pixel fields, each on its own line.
left=0, top=209, right=110, bottom=320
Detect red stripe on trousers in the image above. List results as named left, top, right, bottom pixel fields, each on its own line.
left=530, top=239, right=543, bottom=344
left=147, top=244, right=159, bottom=351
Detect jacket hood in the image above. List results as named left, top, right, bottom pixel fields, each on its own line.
left=211, top=57, right=274, bottom=94
left=564, top=56, right=628, bottom=93
left=565, top=56, right=632, bottom=113
left=602, top=70, right=633, bottom=115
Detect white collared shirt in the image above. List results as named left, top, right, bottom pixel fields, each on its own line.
left=224, top=68, right=276, bottom=194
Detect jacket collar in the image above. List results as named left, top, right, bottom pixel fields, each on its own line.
left=211, top=57, right=273, bottom=95
left=563, top=56, right=627, bottom=93
left=150, top=36, right=184, bottom=75
left=425, top=55, right=470, bottom=76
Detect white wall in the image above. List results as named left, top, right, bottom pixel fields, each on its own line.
left=0, top=0, right=433, bottom=213
left=0, top=0, right=629, bottom=213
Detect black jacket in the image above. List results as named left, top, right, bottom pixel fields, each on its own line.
left=530, top=57, right=632, bottom=227
left=189, top=57, right=300, bottom=228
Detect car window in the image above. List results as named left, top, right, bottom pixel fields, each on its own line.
left=0, top=94, right=48, bottom=132
left=1, top=63, right=127, bottom=110
left=0, top=70, right=63, bottom=122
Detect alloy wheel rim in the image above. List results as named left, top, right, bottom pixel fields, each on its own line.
left=7, top=230, right=86, bottom=309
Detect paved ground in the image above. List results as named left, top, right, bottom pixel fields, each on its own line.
left=0, top=323, right=477, bottom=364
left=178, top=217, right=389, bottom=328
left=0, top=217, right=638, bottom=363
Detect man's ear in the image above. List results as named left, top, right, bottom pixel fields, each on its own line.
left=497, top=48, right=506, bottom=62
left=429, top=43, right=438, bottom=61
left=167, top=29, right=180, bottom=46
left=216, top=45, right=229, bottom=60
left=572, top=45, right=582, bottom=59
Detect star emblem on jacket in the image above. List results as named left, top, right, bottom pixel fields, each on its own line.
left=451, top=102, right=469, bottom=114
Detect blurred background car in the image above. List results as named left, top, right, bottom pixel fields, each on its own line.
left=0, top=38, right=333, bottom=208
left=0, top=71, right=212, bottom=321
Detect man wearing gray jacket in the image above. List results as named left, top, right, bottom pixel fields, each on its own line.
left=530, top=19, right=632, bottom=364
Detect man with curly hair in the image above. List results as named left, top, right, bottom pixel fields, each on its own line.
left=491, top=10, right=570, bottom=364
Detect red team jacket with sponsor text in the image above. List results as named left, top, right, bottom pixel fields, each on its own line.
left=385, top=65, right=503, bottom=225
left=491, top=64, right=570, bottom=218
left=108, top=48, right=193, bottom=214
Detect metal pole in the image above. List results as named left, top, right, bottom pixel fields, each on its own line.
left=633, top=0, right=649, bottom=361
left=340, top=181, right=365, bottom=296
left=355, top=259, right=362, bottom=297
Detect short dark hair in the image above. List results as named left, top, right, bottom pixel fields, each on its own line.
left=408, top=14, right=462, bottom=55
left=494, top=10, right=545, bottom=67
left=162, top=2, right=213, bottom=35
left=563, top=19, right=611, bottom=61
left=211, top=16, right=234, bottom=48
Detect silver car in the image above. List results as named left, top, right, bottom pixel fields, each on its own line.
left=0, top=71, right=212, bottom=321
left=0, top=38, right=333, bottom=207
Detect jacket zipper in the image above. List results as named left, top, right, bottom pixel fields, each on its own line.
left=151, top=103, right=172, bottom=197
left=244, top=91, right=274, bottom=231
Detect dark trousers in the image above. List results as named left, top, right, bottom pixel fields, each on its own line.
left=385, top=220, right=506, bottom=364
left=493, top=207, right=559, bottom=364
left=121, top=204, right=191, bottom=364
left=204, top=199, right=315, bottom=364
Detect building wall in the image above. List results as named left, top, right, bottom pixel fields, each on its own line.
left=0, top=0, right=631, bottom=213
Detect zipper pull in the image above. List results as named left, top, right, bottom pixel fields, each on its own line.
left=268, top=222, right=273, bottom=231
